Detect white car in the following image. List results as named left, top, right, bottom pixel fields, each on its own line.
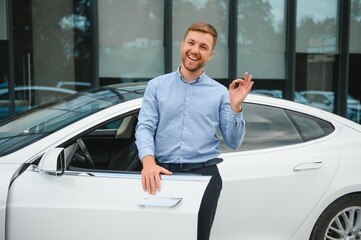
left=1, top=82, right=361, bottom=240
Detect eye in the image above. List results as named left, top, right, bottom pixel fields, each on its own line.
left=200, top=45, right=208, bottom=51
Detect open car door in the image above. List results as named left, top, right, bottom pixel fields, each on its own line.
left=6, top=148, right=209, bottom=240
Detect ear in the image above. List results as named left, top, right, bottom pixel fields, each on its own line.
left=208, top=50, right=215, bottom=61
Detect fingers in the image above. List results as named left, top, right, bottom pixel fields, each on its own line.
left=243, top=73, right=254, bottom=93
left=142, top=170, right=159, bottom=194
left=161, top=167, right=172, bottom=175
left=141, top=166, right=172, bottom=195
left=142, top=173, right=156, bottom=194
left=230, top=72, right=253, bottom=90
left=242, top=72, right=253, bottom=88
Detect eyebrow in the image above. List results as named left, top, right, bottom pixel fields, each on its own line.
left=199, top=43, right=209, bottom=49
left=187, top=38, right=210, bottom=50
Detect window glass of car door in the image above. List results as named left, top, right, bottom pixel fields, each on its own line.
left=66, top=113, right=141, bottom=172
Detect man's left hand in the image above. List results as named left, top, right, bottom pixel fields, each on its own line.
left=229, top=72, right=254, bottom=113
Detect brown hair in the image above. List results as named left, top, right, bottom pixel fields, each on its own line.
left=184, top=22, right=218, bottom=50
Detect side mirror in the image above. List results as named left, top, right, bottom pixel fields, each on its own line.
left=38, top=148, right=66, bottom=176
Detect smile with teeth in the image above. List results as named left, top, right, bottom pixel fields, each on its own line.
left=188, top=55, right=199, bottom=61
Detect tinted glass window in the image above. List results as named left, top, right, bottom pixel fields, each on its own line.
left=0, top=87, right=131, bottom=157
left=240, top=103, right=303, bottom=151
left=220, top=103, right=334, bottom=152
left=98, top=0, right=164, bottom=80
left=65, top=113, right=140, bottom=172
left=237, top=0, right=286, bottom=79
left=286, top=110, right=335, bottom=141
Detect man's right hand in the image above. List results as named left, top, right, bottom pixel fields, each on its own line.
left=141, top=155, right=172, bottom=195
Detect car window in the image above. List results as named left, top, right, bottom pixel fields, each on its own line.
left=0, top=89, right=125, bottom=157
left=241, top=103, right=303, bottom=151
left=65, top=113, right=140, bottom=172
left=286, top=110, right=335, bottom=141
left=219, top=103, right=334, bottom=152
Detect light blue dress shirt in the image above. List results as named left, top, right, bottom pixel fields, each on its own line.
left=135, top=68, right=246, bottom=164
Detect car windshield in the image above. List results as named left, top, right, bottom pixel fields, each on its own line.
left=0, top=84, right=146, bottom=156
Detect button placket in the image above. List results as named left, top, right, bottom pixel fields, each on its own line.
left=179, top=83, right=191, bottom=164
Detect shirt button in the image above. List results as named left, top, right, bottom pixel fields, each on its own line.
left=186, top=98, right=190, bottom=101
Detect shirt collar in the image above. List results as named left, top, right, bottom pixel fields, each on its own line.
left=177, top=66, right=205, bottom=84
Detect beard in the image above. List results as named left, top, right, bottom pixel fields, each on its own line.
left=181, top=52, right=206, bottom=73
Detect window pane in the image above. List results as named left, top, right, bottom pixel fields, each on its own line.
left=295, top=1, right=339, bottom=117
left=172, top=0, right=229, bottom=78
left=349, top=0, right=361, bottom=124
left=237, top=0, right=286, bottom=79
left=351, top=0, right=361, bottom=53
left=296, top=54, right=337, bottom=114
left=0, top=0, right=6, bottom=40
left=1, top=0, right=12, bottom=118
left=219, top=103, right=303, bottom=152
left=98, top=0, right=164, bottom=79
left=287, top=110, right=335, bottom=141
left=5, top=0, right=92, bottom=120
left=33, top=0, right=92, bottom=87
left=296, top=0, right=338, bottom=53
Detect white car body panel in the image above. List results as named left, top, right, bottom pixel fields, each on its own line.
left=212, top=140, right=340, bottom=240
left=7, top=170, right=209, bottom=240
left=0, top=164, right=22, bottom=240
left=290, top=123, right=361, bottom=239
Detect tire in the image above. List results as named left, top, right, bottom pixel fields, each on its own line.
left=310, top=194, right=361, bottom=240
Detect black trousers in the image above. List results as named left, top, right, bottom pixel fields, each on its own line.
left=161, top=163, right=223, bottom=240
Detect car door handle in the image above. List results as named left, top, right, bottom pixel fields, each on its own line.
left=293, top=161, right=322, bottom=171
left=137, top=197, right=182, bottom=207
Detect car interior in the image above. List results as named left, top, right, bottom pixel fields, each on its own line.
left=64, top=112, right=142, bottom=173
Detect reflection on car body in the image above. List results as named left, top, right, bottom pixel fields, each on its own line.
left=1, top=82, right=361, bottom=240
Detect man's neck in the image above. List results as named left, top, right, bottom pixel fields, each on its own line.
left=180, top=66, right=203, bottom=83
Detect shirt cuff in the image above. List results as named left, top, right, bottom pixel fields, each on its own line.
left=139, top=148, right=155, bottom=162
left=229, top=108, right=244, bottom=127
left=230, top=108, right=243, bottom=118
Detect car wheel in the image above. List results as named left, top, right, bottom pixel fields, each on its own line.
left=310, top=194, right=361, bottom=240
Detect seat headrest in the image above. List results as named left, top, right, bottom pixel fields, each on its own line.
left=116, top=115, right=136, bottom=139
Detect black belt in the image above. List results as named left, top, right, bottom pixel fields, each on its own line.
left=157, top=158, right=223, bottom=171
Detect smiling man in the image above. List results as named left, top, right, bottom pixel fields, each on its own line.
left=135, top=22, right=253, bottom=240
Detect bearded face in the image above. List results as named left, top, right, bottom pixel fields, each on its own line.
left=181, top=30, right=214, bottom=76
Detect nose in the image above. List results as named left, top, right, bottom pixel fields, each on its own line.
left=189, top=45, right=200, bottom=54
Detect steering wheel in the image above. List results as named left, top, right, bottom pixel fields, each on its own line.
left=76, top=138, right=95, bottom=169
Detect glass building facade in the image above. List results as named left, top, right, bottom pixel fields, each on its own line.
left=0, top=0, right=360, bottom=123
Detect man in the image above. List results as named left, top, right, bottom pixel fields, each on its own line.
left=135, top=22, right=253, bottom=240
